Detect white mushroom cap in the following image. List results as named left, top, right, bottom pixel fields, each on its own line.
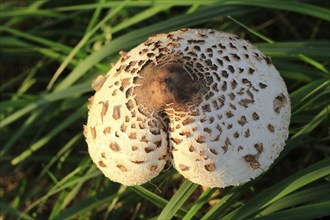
left=84, top=28, right=291, bottom=187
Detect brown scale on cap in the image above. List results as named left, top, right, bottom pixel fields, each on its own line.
left=205, top=163, right=216, bottom=172
left=99, top=101, right=108, bottom=120
left=117, top=164, right=128, bottom=172
left=83, top=125, right=88, bottom=139
left=150, top=165, right=158, bottom=171
left=243, top=143, right=264, bottom=169
left=85, top=28, right=291, bottom=188
left=179, top=164, right=190, bottom=171
left=268, top=124, right=275, bottom=133
left=109, top=142, right=120, bottom=152
left=112, top=106, right=121, bottom=120
left=98, top=160, right=106, bottom=167
left=274, top=93, right=287, bottom=113
left=103, top=126, right=111, bottom=134
left=92, top=75, right=107, bottom=92
left=90, top=127, right=96, bottom=139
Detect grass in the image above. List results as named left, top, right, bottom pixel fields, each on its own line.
left=0, top=0, right=329, bottom=219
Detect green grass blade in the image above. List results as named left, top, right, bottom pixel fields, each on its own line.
left=297, top=53, right=329, bottom=74
left=11, top=106, right=85, bottom=165
left=0, top=201, right=34, bottom=220
left=158, top=180, right=198, bottom=220
left=130, top=185, right=189, bottom=218
left=279, top=105, right=329, bottom=160
left=274, top=60, right=325, bottom=82
left=0, top=8, right=62, bottom=18
left=257, top=41, right=330, bottom=60
left=0, top=83, right=90, bottom=128
left=227, top=15, right=329, bottom=73
left=259, top=183, right=330, bottom=215
left=225, top=0, right=330, bottom=21
left=25, top=164, right=99, bottom=212
left=3, top=0, right=48, bottom=26
left=290, top=78, right=329, bottom=111
left=291, top=90, right=330, bottom=119
left=0, top=59, right=29, bottom=91
left=251, top=200, right=330, bottom=220
left=54, top=190, right=124, bottom=219
left=85, top=0, right=106, bottom=34
left=53, top=0, right=217, bottom=11
left=221, top=158, right=330, bottom=220
left=183, top=187, right=217, bottom=220
left=228, top=15, right=274, bottom=43
left=130, top=185, right=168, bottom=208
left=0, top=26, right=77, bottom=56
left=50, top=190, right=70, bottom=219
left=112, top=5, right=171, bottom=34
left=103, top=185, right=128, bottom=219
left=47, top=0, right=128, bottom=89
left=1, top=107, right=42, bottom=157
left=38, top=134, right=82, bottom=178
left=201, top=183, right=252, bottom=220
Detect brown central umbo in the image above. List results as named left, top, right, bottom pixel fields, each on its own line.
left=135, top=61, right=201, bottom=111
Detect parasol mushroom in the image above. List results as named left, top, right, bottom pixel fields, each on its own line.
left=84, top=28, right=291, bottom=187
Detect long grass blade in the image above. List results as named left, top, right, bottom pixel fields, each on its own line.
left=0, top=83, right=90, bottom=128
left=225, top=0, right=330, bottom=21
left=11, top=106, right=85, bottom=165
left=183, top=187, right=217, bottom=220
left=130, top=185, right=190, bottom=218
left=0, top=201, right=34, bottom=220
left=158, top=180, right=198, bottom=220
left=258, top=183, right=330, bottom=215
left=221, top=158, right=330, bottom=220
left=251, top=200, right=330, bottom=220
left=47, top=0, right=128, bottom=89
left=54, top=190, right=125, bottom=219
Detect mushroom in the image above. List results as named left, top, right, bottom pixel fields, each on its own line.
left=84, top=28, right=291, bottom=187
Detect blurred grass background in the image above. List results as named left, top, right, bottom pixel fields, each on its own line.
left=0, top=0, right=329, bottom=219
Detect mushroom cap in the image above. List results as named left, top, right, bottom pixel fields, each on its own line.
left=84, top=28, right=290, bottom=187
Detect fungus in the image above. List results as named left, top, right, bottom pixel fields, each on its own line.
left=84, top=28, right=291, bottom=187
